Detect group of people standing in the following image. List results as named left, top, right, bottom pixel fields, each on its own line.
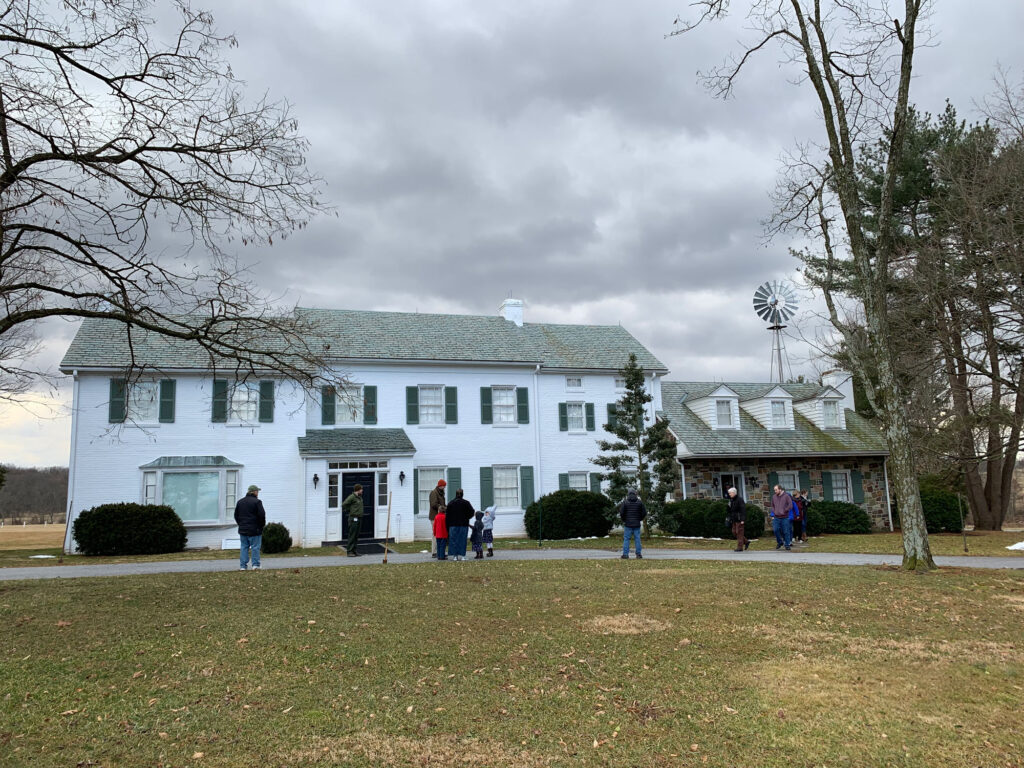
left=727, top=484, right=810, bottom=552
left=428, top=479, right=495, bottom=561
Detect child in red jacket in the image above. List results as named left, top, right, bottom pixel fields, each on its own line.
left=433, top=508, right=448, bottom=561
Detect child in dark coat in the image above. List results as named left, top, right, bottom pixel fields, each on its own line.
left=470, top=510, right=485, bottom=559
left=433, top=508, right=448, bottom=561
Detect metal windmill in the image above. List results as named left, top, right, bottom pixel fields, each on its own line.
left=752, top=280, right=799, bottom=383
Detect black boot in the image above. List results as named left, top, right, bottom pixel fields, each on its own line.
left=487, top=549, right=493, bottom=557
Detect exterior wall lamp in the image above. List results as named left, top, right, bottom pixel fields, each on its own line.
left=399, top=471, right=406, bottom=485
left=312, top=473, right=320, bottom=489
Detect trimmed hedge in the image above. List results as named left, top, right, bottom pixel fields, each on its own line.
left=659, top=498, right=765, bottom=540
left=813, top=501, right=872, bottom=534
left=524, top=490, right=615, bottom=540
left=804, top=505, right=827, bottom=537
left=262, top=522, right=293, bottom=553
left=919, top=487, right=963, bottom=533
left=72, top=503, right=187, bottom=556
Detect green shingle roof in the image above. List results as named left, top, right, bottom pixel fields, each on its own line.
left=297, top=429, right=416, bottom=456
left=138, top=455, right=243, bottom=469
left=661, top=381, right=888, bottom=457
left=60, top=309, right=665, bottom=372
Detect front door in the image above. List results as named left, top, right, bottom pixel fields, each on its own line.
left=341, top=472, right=375, bottom=541
left=718, top=473, right=744, bottom=500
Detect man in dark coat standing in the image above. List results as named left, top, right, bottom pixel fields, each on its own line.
left=617, top=487, right=647, bottom=560
left=234, top=484, right=266, bottom=571
left=342, top=484, right=365, bottom=557
left=727, top=487, right=749, bottom=551
left=444, top=488, right=475, bottom=561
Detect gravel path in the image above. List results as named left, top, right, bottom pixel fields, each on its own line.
left=2, top=547, right=1023, bottom=581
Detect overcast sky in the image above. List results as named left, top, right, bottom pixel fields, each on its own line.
left=3, top=0, right=1024, bottom=467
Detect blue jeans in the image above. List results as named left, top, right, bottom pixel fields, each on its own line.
left=436, top=537, right=448, bottom=560
left=447, top=526, right=468, bottom=558
left=622, top=526, right=642, bottom=556
left=772, top=517, right=792, bottom=549
left=240, top=534, right=262, bottom=568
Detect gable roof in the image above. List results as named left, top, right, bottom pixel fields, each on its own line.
left=661, top=381, right=888, bottom=457
left=297, top=428, right=416, bottom=456
left=60, top=309, right=666, bottom=373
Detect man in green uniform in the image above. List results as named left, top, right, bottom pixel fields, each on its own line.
left=343, top=483, right=364, bottom=557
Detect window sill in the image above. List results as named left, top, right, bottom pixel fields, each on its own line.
left=224, top=423, right=264, bottom=428
left=417, top=424, right=447, bottom=429
left=492, top=423, right=519, bottom=428
left=182, top=521, right=235, bottom=529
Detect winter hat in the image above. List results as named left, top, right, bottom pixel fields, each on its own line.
left=437, top=479, right=447, bottom=486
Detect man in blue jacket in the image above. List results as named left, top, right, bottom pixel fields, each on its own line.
left=234, top=484, right=267, bottom=570
left=617, top=487, right=647, bottom=560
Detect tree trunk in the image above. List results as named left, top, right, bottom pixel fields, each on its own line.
left=876, top=351, right=936, bottom=571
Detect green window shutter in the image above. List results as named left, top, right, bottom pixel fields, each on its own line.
left=520, top=466, right=535, bottom=508
left=585, top=402, right=596, bottom=431
left=212, top=379, right=228, bottom=423
left=767, top=471, right=779, bottom=491
left=413, top=469, right=419, bottom=514
left=158, top=379, right=176, bottom=423
left=480, top=387, right=493, bottom=424
left=447, top=467, right=461, bottom=494
left=480, top=467, right=494, bottom=508
left=108, top=378, right=127, bottom=423
left=321, top=386, right=336, bottom=425
left=558, top=473, right=569, bottom=491
left=258, top=381, right=275, bottom=423
left=798, top=470, right=812, bottom=495
left=558, top=402, right=568, bottom=431
left=363, top=386, right=377, bottom=424
left=406, top=386, right=419, bottom=425
left=445, top=386, right=458, bottom=424
left=607, top=403, right=617, bottom=430
left=516, top=387, right=529, bottom=424
left=822, top=471, right=834, bottom=502
left=851, top=469, right=865, bottom=504
left=590, top=472, right=602, bottom=494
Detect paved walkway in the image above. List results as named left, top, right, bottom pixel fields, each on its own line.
left=2, top=547, right=1023, bottom=581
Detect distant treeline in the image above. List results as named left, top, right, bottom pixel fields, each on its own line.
left=0, top=465, right=68, bottom=524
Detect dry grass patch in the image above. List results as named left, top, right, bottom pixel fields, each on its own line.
left=0, top=524, right=65, bottom=550
left=279, top=732, right=555, bottom=767
left=583, top=613, right=669, bottom=635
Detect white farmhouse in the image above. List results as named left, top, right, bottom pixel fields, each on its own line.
left=60, top=299, right=666, bottom=552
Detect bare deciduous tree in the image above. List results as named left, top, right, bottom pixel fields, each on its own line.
left=0, top=0, right=336, bottom=400
left=672, top=0, right=935, bottom=570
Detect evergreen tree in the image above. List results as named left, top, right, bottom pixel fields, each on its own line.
left=592, top=354, right=677, bottom=533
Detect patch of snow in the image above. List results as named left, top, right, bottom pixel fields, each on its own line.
left=666, top=536, right=724, bottom=541
left=29, top=554, right=57, bottom=559
left=1006, top=541, right=1024, bottom=551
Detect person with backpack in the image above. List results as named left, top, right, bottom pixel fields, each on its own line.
left=792, top=488, right=808, bottom=545
left=617, top=487, right=647, bottom=560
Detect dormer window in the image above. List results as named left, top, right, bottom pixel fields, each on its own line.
left=771, top=400, right=787, bottom=428
left=823, top=400, right=840, bottom=428
left=716, top=399, right=733, bottom=427
left=565, top=376, right=584, bottom=391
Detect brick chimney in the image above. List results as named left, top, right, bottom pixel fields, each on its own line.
left=499, top=297, right=524, bottom=327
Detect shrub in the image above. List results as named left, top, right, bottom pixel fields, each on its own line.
left=919, top=487, right=963, bottom=533
left=804, top=505, right=826, bottom=537
left=658, top=498, right=714, bottom=537
left=262, top=522, right=293, bottom=553
left=702, top=500, right=731, bottom=539
left=743, top=503, right=766, bottom=539
left=524, top=490, right=614, bottom=540
left=72, top=503, right=187, bottom=556
left=814, top=501, right=872, bottom=534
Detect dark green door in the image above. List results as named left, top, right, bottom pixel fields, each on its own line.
left=341, top=472, right=375, bottom=541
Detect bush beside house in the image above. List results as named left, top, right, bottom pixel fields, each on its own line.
left=524, top=490, right=614, bottom=540
left=811, top=501, right=873, bottom=534
left=72, top=503, right=187, bottom=556
left=659, top=498, right=766, bottom=540
left=918, top=487, right=963, bottom=533
left=262, top=522, right=293, bottom=553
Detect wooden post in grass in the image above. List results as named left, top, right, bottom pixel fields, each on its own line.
left=382, top=492, right=393, bottom=564
left=958, top=492, right=968, bottom=553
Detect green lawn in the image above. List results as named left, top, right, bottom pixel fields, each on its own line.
left=2, top=560, right=1023, bottom=767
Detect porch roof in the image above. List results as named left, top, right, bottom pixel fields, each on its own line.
left=297, top=428, right=416, bottom=457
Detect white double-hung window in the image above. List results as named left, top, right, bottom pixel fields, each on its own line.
left=493, top=465, right=520, bottom=508
left=823, top=400, right=840, bottom=428
left=566, top=402, right=586, bottom=431
left=492, top=386, right=517, bottom=424
left=771, top=400, right=787, bottom=428
left=830, top=471, right=851, bottom=502
left=716, top=399, right=733, bottom=428
left=567, top=471, right=589, bottom=491
left=127, top=382, right=160, bottom=422
left=229, top=384, right=260, bottom=423
left=419, top=385, right=444, bottom=425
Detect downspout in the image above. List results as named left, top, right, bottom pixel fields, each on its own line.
left=63, top=371, right=81, bottom=554
left=678, top=458, right=687, bottom=500
left=883, top=457, right=894, bottom=531
left=533, top=364, right=542, bottom=497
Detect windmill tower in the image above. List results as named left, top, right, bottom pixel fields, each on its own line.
left=752, top=280, right=799, bottom=383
